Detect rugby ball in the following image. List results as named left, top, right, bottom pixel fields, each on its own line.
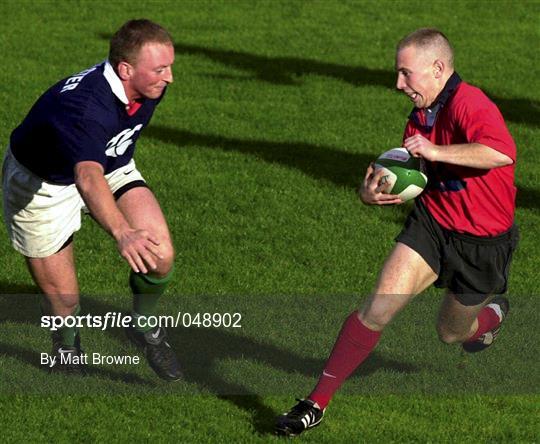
left=373, top=148, right=427, bottom=201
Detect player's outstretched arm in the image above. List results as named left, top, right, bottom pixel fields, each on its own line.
left=358, top=163, right=402, bottom=205
left=74, top=161, right=163, bottom=274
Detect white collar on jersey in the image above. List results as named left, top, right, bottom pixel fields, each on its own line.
left=103, top=60, right=129, bottom=105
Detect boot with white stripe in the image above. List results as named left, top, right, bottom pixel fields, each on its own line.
left=463, top=296, right=509, bottom=353
left=275, top=398, right=325, bottom=437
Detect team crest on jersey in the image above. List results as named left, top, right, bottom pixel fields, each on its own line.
left=105, top=124, right=143, bottom=157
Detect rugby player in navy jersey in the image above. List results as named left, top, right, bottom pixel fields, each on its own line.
left=3, top=19, right=181, bottom=379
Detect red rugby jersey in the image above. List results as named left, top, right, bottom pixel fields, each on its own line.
left=403, top=81, right=516, bottom=236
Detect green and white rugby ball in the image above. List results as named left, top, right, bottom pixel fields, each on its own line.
left=374, top=148, right=428, bottom=201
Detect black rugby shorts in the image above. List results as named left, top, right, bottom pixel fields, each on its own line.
left=395, top=200, right=519, bottom=306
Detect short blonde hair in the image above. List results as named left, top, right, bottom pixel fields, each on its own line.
left=397, top=28, right=454, bottom=68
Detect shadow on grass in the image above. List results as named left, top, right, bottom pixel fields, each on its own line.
left=0, top=283, right=40, bottom=323
left=0, top=282, right=39, bottom=294
left=169, top=41, right=539, bottom=128
left=0, top=341, right=153, bottom=386
left=174, top=42, right=396, bottom=88
left=147, top=125, right=540, bottom=211
left=0, top=284, right=419, bottom=433
left=0, top=287, right=419, bottom=431
left=78, top=295, right=418, bottom=435
left=99, top=34, right=540, bottom=127
left=0, top=290, right=154, bottom=387
left=517, top=185, right=540, bottom=210
left=145, top=126, right=374, bottom=189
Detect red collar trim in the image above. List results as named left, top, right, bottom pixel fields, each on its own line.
left=126, top=101, right=142, bottom=116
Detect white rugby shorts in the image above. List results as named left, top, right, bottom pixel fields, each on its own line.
left=2, top=148, right=146, bottom=258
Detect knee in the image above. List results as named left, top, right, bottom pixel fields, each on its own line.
left=154, top=240, right=175, bottom=278
left=359, top=292, right=411, bottom=331
left=359, top=306, right=392, bottom=331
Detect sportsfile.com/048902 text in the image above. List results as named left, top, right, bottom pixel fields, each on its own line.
left=41, top=312, right=243, bottom=331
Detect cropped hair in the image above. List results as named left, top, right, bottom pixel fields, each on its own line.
left=397, top=28, right=454, bottom=67
left=109, top=19, right=173, bottom=71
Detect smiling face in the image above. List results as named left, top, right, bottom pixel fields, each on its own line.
left=120, top=42, right=175, bottom=102
left=395, top=45, right=445, bottom=109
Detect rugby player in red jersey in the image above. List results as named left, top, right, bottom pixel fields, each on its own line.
left=276, top=28, right=518, bottom=437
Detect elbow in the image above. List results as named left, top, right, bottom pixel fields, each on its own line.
left=477, top=144, right=513, bottom=169
left=491, top=153, right=514, bottom=168
left=75, top=174, right=92, bottom=196
left=74, top=161, right=105, bottom=193
left=480, top=145, right=513, bottom=169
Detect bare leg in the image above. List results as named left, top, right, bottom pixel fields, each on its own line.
left=116, top=187, right=182, bottom=381
left=437, top=292, right=493, bottom=343
left=116, top=187, right=175, bottom=277
left=25, top=243, right=79, bottom=317
left=306, top=242, right=439, bottom=410
left=359, top=242, right=438, bottom=330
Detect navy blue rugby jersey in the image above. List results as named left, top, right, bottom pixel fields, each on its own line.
left=10, top=61, right=163, bottom=184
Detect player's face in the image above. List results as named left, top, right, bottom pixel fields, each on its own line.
left=395, top=45, right=439, bottom=109
left=127, top=42, right=175, bottom=100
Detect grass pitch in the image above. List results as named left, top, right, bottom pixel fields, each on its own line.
left=0, top=0, right=539, bottom=442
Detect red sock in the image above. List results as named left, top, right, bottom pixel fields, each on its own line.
left=309, top=312, right=381, bottom=409
left=465, top=305, right=501, bottom=342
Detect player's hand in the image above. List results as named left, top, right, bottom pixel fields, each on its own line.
left=358, top=163, right=402, bottom=205
left=403, top=134, right=439, bottom=161
left=115, top=228, right=164, bottom=274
